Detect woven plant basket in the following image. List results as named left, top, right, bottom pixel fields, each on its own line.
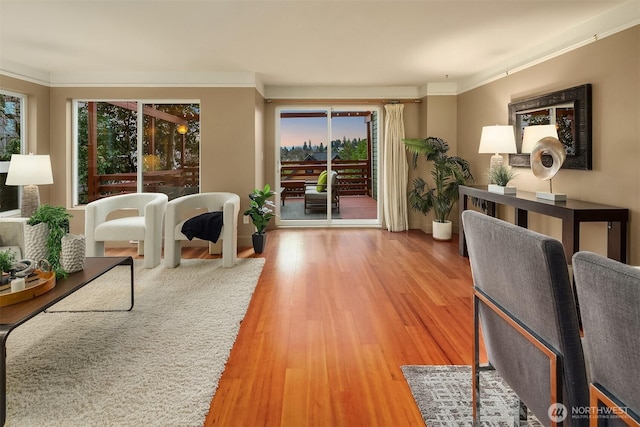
left=24, top=222, right=49, bottom=261
left=60, top=234, right=86, bottom=273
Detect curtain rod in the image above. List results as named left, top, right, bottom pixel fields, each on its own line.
left=265, top=98, right=421, bottom=105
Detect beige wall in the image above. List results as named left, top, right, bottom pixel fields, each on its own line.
left=2, top=24, right=638, bottom=261
left=0, top=79, right=263, bottom=247
left=0, top=75, right=51, bottom=200
left=458, top=25, right=640, bottom=264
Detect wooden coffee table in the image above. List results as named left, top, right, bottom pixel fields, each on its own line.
left=0, top=256, right=134, bottom=426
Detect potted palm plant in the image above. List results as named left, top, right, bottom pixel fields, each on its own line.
left=404, top=136, right=473, bottom=241
left=243, top=184, right=276, bottom=254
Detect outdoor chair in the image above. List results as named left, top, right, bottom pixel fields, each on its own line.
left=85, top=192, right=168, bottom=268
left=304, top=170, right=339, bottom=213
left=462, top=210, right=589, bottom=426
left=572, top=251, right=640, bottom=427
left=164, top=192, right=239, bottom=268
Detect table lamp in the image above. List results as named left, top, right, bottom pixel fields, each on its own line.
left=521, top=125, right=566, bottom=201
left=478, top=125, right=517, bottom=172
left=6, top=153, right=54, bottom=217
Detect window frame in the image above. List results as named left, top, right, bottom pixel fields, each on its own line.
left=0, top=89, right=26, bottom=217
left=72, top=99, right=200, bottom=206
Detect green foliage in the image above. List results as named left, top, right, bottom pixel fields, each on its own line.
left=27, top=205, right=72, bottom=278
left=488, top=164, right=518, bottom=186
left=0, top=249, right=16, bottom=274
left=280, top=137, right=368, bottom=162
left=404, top=137, right=474, bottom=223
left=0, top=138, right=20, bottom=161
left=243, top=184, right=276, bottom=234
left=75, top=102, right=201, bottom=204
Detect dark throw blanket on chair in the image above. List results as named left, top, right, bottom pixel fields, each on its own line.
left=181, top=211, right=224, bottom=243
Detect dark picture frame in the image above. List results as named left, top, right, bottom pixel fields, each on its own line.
left=508, top=84, right=592, bottom=170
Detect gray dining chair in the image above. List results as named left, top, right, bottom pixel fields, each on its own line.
left=462, top=210, right=589, bottom=426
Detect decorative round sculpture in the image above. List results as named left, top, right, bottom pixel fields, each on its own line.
left=530, top=137, right=566, bottom=181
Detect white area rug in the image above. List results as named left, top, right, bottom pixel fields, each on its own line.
left=5, top=258, right=265, bottom=427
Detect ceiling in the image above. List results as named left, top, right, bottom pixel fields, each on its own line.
left=1, top=0, right=638, bottom=96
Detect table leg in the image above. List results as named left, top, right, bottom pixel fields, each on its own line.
left=45, top=257, right=134, bottom=313
left=515, top=208, right=528, bottom=228
left=459, top=194, right=469, bottom=257
left=1, top=332, right=6, bottom=427
left=607, top=221, right=627, bottom=263
left=562, top=214, right=578, bottom=264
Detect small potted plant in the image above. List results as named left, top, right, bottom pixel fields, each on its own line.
left=27, top=204, right=73, bottom=278
left=0, top=250, right=16, bottom=285
left=243, top=184, right=276, bottom=254
left=404, top=136, right=473, bottom=241
left=487, top=164, right=518, bottom=194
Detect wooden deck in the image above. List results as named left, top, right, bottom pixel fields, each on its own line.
left=280, top=195, right=378, bottom=221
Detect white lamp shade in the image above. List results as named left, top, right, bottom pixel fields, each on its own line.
left=478, top=125, right=517, bottom=154
left=6, top=154, right=54, bottom=186
left=521, top=125, right=559, bottom=154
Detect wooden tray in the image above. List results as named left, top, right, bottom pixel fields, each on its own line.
left=0, top=270, right=56, bottom=307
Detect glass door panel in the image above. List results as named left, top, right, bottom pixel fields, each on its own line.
left=142, top=103, right=200, bottom=200
left=279, top=109, right=330, bottom=223
left=277, top=106, right=380, bottom=226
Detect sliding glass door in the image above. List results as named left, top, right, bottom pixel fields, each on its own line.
left=276, top=106, right=380, bottom=226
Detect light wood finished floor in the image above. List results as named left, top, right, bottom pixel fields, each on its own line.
left=108, top=228, right=476, bottom=426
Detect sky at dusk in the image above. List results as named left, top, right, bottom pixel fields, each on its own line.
left=280, top=114, right=367, bottom=147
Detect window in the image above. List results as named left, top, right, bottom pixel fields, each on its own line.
left=74, top=101, right=200, bottom=205
left=0, top=91, right=25, bottom=216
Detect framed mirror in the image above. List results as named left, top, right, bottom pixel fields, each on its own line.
left=508, top=84, right=592, bottom=170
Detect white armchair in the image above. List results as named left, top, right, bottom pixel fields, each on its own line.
left=85, top=193, right=168, bottom=268
left=164, top=192, right=240, bottom=268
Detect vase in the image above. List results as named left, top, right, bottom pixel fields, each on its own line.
left=252, top=233, right=266, bottom=254
left=24, top=222, right=49, bottom=261
left=432, top=220, right=452, bottom=241
left=488, top=184, right=517, bottom=195
left=60, top=233, right=86, bottom=273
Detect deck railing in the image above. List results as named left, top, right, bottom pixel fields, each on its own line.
left=87, top=166, right=199, bottom=201
left=280, top=160, right=371, bottom=198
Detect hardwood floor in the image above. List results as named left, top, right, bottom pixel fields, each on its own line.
left=108, top=228, right=476, bottom=426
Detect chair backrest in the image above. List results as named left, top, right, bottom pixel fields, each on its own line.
left=462, top=210, right=588, bottom=425
left=329, top=171, right=338, bottom=197
left=572, top=251, right=640, bottom=423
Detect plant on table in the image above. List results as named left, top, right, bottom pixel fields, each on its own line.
left=28, top=204, right=72, bottom=278
left=488, top=164, right=518, bottom=186
left=0, top=249, right=16, bottom=284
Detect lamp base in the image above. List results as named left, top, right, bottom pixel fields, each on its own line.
left=536, top=191, right=566, bottom=202
left=21, top=184, right=41, bottom=218
left=489, top=154, right=504, bottom=171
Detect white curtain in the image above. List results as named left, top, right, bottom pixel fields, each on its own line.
left=382, top=104, right=409, bottom=232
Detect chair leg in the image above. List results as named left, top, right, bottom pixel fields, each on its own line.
left=87, top=241, right=105, bottom=258
left=164, top=240, right=181, bottom=268
left=516, top=398, right=528, bottom=426
left=473, top=294, right=481, bottom=427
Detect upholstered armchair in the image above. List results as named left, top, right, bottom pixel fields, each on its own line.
left=572, top=251, right=640, bottom=426
left=0, top=218, right=28, bottom=259
left=85, top=193, right=168, bottom=268
left=164, top=192, right=240, bottom=268
left=304, top=170, right=339, bottom=213
left=461, top=210, right=589, bottom=426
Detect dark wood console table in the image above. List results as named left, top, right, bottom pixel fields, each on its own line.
left=0, top=256, right=134, bottom=427
left=459, top=185, right=629, bottom=263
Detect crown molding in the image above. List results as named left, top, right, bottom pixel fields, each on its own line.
left=1, top=1, right=638, bottom=98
